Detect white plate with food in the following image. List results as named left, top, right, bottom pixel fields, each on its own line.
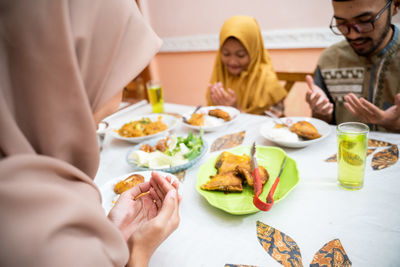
left=259, top=117, right=331, bottom=148
left=110, top=114, right=180, bottom=143
left=126, top=133, right=207, bottom=173
left=182, top=106, right=240, bottom=132
left=100, top=171, right=180, bottom=214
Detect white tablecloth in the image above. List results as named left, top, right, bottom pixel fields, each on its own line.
left=95, top=102, right=400, bottom=267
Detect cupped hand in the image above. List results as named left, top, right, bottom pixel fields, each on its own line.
left=107, top=172, right=181, bottom=266
left=107, top=181, right=158, bottom=241
left=344, top=93, right=400, bottom=132
left=305, top=75, right=333, bottom=122
left=209, top=82, right=237, bottom=107
left=127, top=172, right=181, bottom=266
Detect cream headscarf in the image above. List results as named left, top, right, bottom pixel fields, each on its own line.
left=206, top=15, right=286, bottom=114
left=0, top=0, right=161, bottom=266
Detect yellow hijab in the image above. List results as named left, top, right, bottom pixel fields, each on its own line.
left=207, top=15, right=286, bottom=114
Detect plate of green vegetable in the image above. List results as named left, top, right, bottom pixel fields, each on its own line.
left=126, top=132, right=207, bottom=173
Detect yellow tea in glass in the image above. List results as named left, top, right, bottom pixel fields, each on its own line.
left=146, top=80, right=164, bottom=113
left=337, top=122, right=369, bottom=190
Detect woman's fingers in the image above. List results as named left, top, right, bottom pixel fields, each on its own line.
left=123, top=181, right=151, bottom=200
left=165, top=175, right=180, bottom=190
left=149, top=187, right=162, bottom=209
left=153, top=172, right=175, bottom=193
left=150, top=172, right=177, bottom=200
left=213, top=87, right=225, bottom=101
left=148, top=172, right=183, bottom=207
left=165, top=175, right=181, bottom=202
left=153, top=189, right=180, bottom=232
left=211, top=85, right=231, bottom=105
left=171, top=180, right=179, bottom=190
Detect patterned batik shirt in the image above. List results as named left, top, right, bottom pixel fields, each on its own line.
left=314, top=25, right=400, bottom=132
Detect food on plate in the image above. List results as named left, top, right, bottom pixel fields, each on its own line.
left=200, top=171, right=243, bottom=192
left=290, top=121, right=321, bottom=140
left=267, top=125, right=299, bottom=142
left=113, top=174, right=145, bottom=194
left=186, top=107, right=235, bottom=128
left=200, top=151, right=269, bottom=192
left=129, top=132, right=204, bottom=169
left=275, top=123, right=286, bottom=129
left=236, top=165, right=269, bottom=187
left=266, top=120, right=321, bottom=143
left=215, top=151, right=251, bottom=173
left=154, top=137, right=169, bottom=152
left=208, top=108, right=231, bottom=121
left=139, top=143, right=155, bottom=153
left=188, top=113, right=204, bottom=126
left=118, top=116, right=167, bottom=137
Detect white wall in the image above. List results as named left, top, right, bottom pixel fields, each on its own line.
left=141, top=0, right=400, bottom=36
left=142, top=0, right=334, bottom=37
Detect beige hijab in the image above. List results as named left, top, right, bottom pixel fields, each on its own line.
left=206, top=15, right=286, bottom=114
left=0, top=0, right=161, bottom=266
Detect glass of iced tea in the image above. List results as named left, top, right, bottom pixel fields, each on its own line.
left=146, top=80, right=164, bottom=113
left=337, top=122, right=369, bottom=190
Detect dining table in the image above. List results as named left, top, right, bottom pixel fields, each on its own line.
left=95, top=101, right=400, bottom=267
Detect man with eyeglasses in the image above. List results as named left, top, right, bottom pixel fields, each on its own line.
left=305, top=0, right=400, bottom=132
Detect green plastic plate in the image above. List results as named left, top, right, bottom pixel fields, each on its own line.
left=196, top=145, right=299, bottom=215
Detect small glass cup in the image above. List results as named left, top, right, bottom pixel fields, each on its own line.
left=96, top=121, right=109, bottom=151
left=146, top=80, right=164, bottom=113
left=336, top=122, right=369, bottom=190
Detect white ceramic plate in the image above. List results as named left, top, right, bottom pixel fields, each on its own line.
left=182, top=106, right=240, bottom=132
left=259, top=117, right=331, bottom=148
left=109, top=114, right=180, bottom=143
left=99, top=171, right=180, bottom=214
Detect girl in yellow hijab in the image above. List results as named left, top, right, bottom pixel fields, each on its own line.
left=207, top=15, right=287, bottom=115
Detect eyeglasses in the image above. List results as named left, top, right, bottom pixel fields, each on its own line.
left=330, top=0, right=392, bottom=35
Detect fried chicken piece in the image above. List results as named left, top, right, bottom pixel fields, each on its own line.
left=113, top=174, right=145, bottom=194
left=235, top=165, right=269, bottom=187
left=208, top=108, right=231, bottom=121
left=188, top=113, right=204, bottom=126
left=290, top=121, right=321, bottom=140
left=200, top=171, right=243, bottom=192
left=215, top=151, right=251, bottom=174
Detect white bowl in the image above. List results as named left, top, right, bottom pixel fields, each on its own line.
left=109, top=114, right=180, bottom=143
left=182, top=106, right=240, bottom=132
left=259, top=117, right=331, bottom=148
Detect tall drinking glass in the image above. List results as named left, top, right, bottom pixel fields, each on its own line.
left=146, top=80, right=164, bottom=113
left=337, top=122, right=369, bottom=190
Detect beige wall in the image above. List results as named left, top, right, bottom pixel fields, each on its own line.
left=154, top=48, right=324, bottom=116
